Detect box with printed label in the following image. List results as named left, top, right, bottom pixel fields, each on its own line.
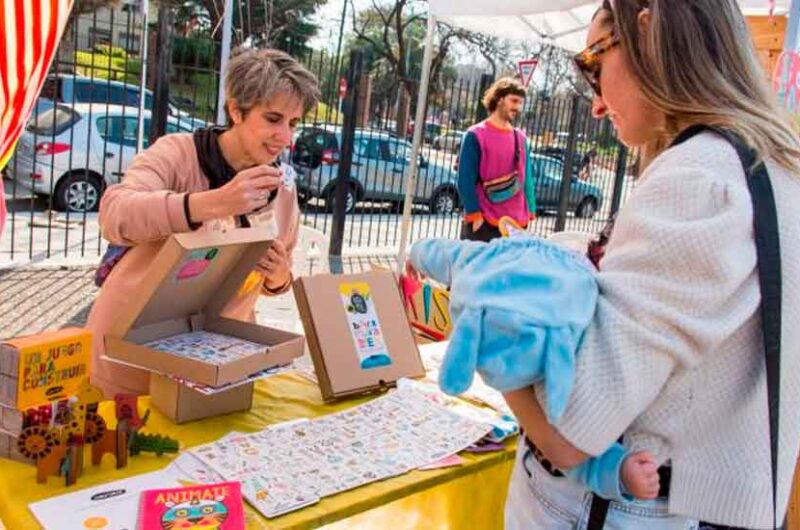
left=294, top=271, right=425, bottom=401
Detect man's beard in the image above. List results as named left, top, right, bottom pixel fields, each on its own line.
left=501, top=108, right=518, bottom=123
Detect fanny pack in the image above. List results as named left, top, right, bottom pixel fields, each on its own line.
left=94, top=244, right=130, bottom=287
left=480, top=130, right=521, bottom=204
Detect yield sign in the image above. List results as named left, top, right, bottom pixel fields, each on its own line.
left=517, top=58, right=539, bottom=88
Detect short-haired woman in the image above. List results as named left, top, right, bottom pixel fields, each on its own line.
left=86, top=48, right=319, bottom=397
left=503, top=0, right=800, bottom=528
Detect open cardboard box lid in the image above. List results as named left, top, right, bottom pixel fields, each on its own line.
left=294, top=271, right=425, bottom=401
left=105, top=227, right=304, bottom=386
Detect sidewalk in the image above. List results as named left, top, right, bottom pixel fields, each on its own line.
left=0, top=255, right=399, bottom=340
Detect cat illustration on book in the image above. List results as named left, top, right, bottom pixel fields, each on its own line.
left=161, top=497, right=228, bottom=530
left=138, top=481, right=244, bottom=530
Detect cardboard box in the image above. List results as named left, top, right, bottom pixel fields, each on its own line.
left=149, top=374, right=254, bottom=424
left=104, top=228, right=305, bottom=388
left=0, top=431, right=9, bottom=458
left=0, top=431, right=27, bottom=463
left=0, top=328, right=92, bottom=409
left=7, top=434, right=28, bottom=463
left=0, top=405, right=22, bottom=435
left=294, top=271, right=425, bottom=401
left=0, top=344, right=16, bottom=377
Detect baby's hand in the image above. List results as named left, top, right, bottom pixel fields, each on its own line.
left=620, top=451, right=660, bottom=500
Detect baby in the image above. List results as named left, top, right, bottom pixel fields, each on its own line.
left=407, top=236, right=659, bottom=501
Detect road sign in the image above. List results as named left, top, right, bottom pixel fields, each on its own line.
left=339, top=78, right=348, bottom=98
left=517, top=58, right=539, bottom=88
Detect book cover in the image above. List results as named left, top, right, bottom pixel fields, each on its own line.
left=1, top=328, right=92, bottom=410
left=138, top=481, right=245, bottom=530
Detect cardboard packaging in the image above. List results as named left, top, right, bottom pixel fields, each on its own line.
left=0, top=328, right=92, bottom=410
left=149, top=374, right=254, bottom=424
left=0, top=431, right=26, bottom=463
left=0, top=404, right=23, bottom=435
left=294, top=271, right=426, bottom=401
left=104, top=228, right=304, bottom=422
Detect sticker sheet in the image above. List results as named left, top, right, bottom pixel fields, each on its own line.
left=189, top=386, right=491, bottom=519
left=338, top=282, right=392, bottom=370
left=163, top=450, right=226, bottom=485
left=144, top=331, right=266, bottom=365
left=418, top=341, right=512, bottom=416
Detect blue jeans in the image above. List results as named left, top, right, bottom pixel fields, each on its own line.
left=505, top=442, right=699, bottom=530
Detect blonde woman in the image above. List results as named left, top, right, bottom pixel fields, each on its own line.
left=86, top=48, right=319, bottom=397
left=503, top=1, right=800, bottom=529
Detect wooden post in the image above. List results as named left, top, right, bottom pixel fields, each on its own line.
left=789, top=458, right=800, bottom=529
left=746, top=15, right=787, bottom=76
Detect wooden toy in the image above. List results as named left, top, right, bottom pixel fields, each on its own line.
left=12, top=381, right=105, bottom=485
left=0, top=335, right=179, bottom=486
left=128, top=432, right=179, bottom=457
left=91, top=418, right=128, bottom=470
left=114, top=394, right=144, bottom=430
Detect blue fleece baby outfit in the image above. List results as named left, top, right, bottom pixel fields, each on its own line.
left=409, top=236, right=630, bottom=501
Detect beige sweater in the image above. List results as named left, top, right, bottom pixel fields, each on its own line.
left=541, top=132, right=800, bottom=528
left=86, top=133, right=300, bottom=397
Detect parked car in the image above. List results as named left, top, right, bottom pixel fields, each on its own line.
left=432, top=131, right=464, bottom=153
left=35, top=74, right=209, bottom=130
left=531, top=154, right=603, bottom=218
left=8, top=103, right=201, bottom=212
left=534, top=146, right=595, bottom=180
left=290, top=125, right=460, bottom=214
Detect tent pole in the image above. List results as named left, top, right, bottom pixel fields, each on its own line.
left=217, top=0, right=235, bottom=126
left=136, top=0, right=150, bottom=153
left=397, top=15, right=437, bottom=274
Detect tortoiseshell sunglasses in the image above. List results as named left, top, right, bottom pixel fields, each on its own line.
left=573, top=31, right=620, bottom=97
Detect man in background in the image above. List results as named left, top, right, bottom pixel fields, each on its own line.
left=457, top=78, right=536, bottom=241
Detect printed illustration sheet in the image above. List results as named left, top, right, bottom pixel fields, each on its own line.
left=144, top=331, right=266, bottom=365
left=190, top=386, right=491, bottom=518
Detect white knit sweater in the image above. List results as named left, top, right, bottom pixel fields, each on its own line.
left=543, top=132, right=800, bottom=528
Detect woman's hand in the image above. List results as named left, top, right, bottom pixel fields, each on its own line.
left=261, top=239, right=292, bottom=292
left=189, top=165, right=282, bottom=222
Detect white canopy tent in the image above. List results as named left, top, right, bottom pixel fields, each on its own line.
left=395, top=0, right=795, bottom=270
left=430, top=0, right=792, bottom=53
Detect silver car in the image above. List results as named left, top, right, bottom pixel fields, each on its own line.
left=8, top=103, right=199, bottom=212
left=291, top=125, right=460, bottom=214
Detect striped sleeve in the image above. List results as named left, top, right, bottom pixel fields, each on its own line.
left=0, top=0, right=75, bottom=236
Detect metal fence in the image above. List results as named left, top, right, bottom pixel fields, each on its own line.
left=294, top=51, right=635, bottom=252
left=0, top=2, right=635, bottom=265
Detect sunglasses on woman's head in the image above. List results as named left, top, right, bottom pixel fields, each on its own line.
left=573, top=31, right=620, bottom=97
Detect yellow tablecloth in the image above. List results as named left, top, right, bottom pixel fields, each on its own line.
left=0, top=374, right=515, bottom=529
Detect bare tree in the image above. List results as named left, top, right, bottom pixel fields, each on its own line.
left=348, top=0, right=474, bottom=136
left=460, top=32, right=512, bottom=79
